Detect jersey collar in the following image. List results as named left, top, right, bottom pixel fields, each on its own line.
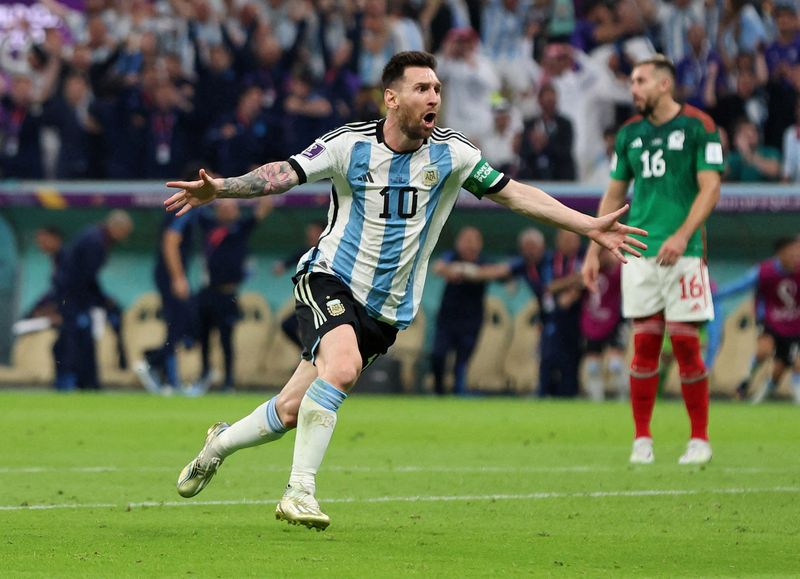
left=376, top=118, right=428, bottom=153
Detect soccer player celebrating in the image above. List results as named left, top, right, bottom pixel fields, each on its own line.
left=583, top=55, right=724, bottom=466
left=166, top=51, right=647, bottom=530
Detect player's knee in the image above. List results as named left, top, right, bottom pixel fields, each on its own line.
left=667, top=322, right=707, bottom=381
left=323, top=357, right=362, bottom=390
left=630, top=315, right=664, bottom=376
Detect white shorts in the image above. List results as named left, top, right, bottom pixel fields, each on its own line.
left=622, top=256, right=715, bottom=322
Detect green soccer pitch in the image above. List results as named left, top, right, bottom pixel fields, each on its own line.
left=2, top=391, right=798, bottom=577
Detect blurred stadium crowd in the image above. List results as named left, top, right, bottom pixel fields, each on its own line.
left=0, top=0, right=799, bottom=183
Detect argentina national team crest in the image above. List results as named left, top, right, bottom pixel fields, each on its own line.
left=326, top=298, right=345, bottom=316
left=422, top=165, right=439, bottom=187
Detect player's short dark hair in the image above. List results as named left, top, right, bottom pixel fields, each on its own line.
left=635, top=54, right=676, bottom=80
left=381, top=51, right=437, bottom=91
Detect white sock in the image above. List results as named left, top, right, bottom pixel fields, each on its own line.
left=211, top=396, right=287, bottom=459
left=288, top=378, right=347, bottom=496
left=607, top=356, right=628, bottom=401
left=585, top=358, right=604, bottom=402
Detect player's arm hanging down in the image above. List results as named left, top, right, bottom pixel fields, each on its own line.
left=164, top=162, right=300, bottom=216
left=487, top=179, right=647, bottom=265
left=655, top=170, right=720, bottom=267
left=582, top=178, right=631, bottom=292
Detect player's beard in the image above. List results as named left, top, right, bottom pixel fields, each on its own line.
left=636, top=93, right=658, bottom=119
left=397, top=107, right=432, bottom=141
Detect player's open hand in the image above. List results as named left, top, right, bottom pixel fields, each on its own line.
left=164, top=168, right=220, bottom=216
left=586, top=204, right=648, bottom=264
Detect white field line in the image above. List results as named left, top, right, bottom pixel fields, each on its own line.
left=1, top=486, right=798, bottom=512
left=0, top=465, right=797, bottom=475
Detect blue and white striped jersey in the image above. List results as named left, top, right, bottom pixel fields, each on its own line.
left=287, top=119, right=508, bottom=329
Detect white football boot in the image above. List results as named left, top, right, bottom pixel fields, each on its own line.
left=275, top=484, right=331, bottom=531
left=629, top=437, right=655, bottom=464
left=678, top=438, right=712, bottom=465
left=176, top=422, right=229, bottom=497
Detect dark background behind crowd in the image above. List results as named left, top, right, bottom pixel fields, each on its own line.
left=1, top=0, right=800, bottom=184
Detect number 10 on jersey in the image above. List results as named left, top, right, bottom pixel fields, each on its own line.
left=379, top=186, right=419, bottom=219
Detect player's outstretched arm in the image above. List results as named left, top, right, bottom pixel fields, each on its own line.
left=489, top=179, right=647, bottom=264
left=164, top=162, right=299, bottom=216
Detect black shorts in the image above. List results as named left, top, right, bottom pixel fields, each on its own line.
left=583, top=320, right=628, bottom=355
left=292, top=272, right=398, bottom=368
left=763, top=328, right=800, bottom=366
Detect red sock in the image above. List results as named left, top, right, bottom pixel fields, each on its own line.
left=630, top=316, right=664, bottom=439
left=669, top=323, right=709, bottom=441
left=630, top=374, right=659, bottom=438
left=680, top=379, right=709, bottom=440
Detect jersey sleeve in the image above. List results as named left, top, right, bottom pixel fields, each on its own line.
left=288, top=137, right=341, bottom=184
left=453, top=141, right=509, bottom=199
left=610, top=130, right=634, bottom=181
left=695, top=122, right=725, bottom=173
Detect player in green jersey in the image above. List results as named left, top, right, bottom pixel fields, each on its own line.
left=582, top=55, right=724, bottom=466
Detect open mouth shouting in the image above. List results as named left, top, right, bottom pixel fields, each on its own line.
left=422, top=111, right=437, bottom=130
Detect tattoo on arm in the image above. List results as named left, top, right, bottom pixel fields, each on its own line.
left=219, top=161, right=299, bottom=198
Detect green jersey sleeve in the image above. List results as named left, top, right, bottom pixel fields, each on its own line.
left=695, top=123, right=725, bottom=173
left=462, top=158, right=508, bottom=199
left=610, top=130, right=634, bottom=181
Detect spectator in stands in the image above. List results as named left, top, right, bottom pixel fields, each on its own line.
left=675, top=23, right=727, bottom=110
left=481, top=0, right=537, bottom=95
left=196, top=197, right=273, bottom=392
left=657, top=0, right=703, bottom=63
left=710, top=64, right=768, bottom=139
left=436, top=27, right=500, bottom=146
left=481, top=98, right=522, bottom=177
left=765, top=4, right=800, bottom=84
left=242, top=15, right=310, bottom=113
left=782, top=95, right=800, bottom=182
left=0, top=75, right=45, bottom=178
left=282, top=68, right=336, bottom=158
left=725, top=118, right=782, bottom=181
left=359, top=0, right=399, bottom=87
left=715, top=236, right=800, bottom=403
left=317, top=3, right=362, bottom=127
left=518, top=83, right=576, bottom=181
left=581, top=247, right=627, bottom=401
left=718, top=0, right=770, bottom=73
left=54, top=210, right=133, bottom=391
left=142, top=79, right=194, bottom=179
left=539, top=230, right=584, bottom=398
left=205, top=86, right=281, bottom=176
left=585, top=127, right=618, bottom=187
left=764, top=61, right=800, bottom=151
left=42, top=72, right=94, bottom=179
left=189, top=29, right=240, bottom=127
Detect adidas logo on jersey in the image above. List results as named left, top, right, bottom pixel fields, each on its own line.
left=631, top=137, right=643, bottom=149
left=354, top=172, right=374, bottom=183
